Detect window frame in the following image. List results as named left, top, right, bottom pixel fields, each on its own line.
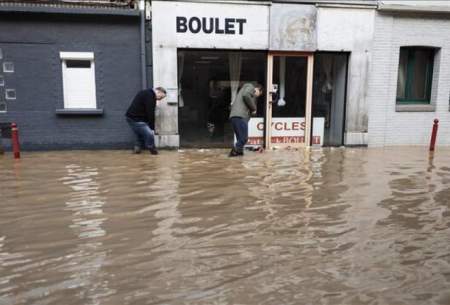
left=396, top=47, right=435, bottom=105
left=5, top=88, right=16, bottom=100
left=60, top=51, right=98, bottom=110
left=3, top=62, right=14, bottom=73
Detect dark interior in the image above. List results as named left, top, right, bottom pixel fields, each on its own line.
left=178, top=50, right=266, bottom=148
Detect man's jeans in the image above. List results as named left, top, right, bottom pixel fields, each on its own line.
left=230, top=117, right=248, bottom=152
left=126, top=117, right=155, bottom=149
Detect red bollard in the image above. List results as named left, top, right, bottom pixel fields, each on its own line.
left=11, top=123, right=20, bottom=159
left=429, top=119, right=439, bottom=152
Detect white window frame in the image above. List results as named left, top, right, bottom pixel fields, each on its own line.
left=3, top=62, right=14, bottom=73
left=5, top=88, right=16, bottom=100
left=60, top=52, right=97, bottom=109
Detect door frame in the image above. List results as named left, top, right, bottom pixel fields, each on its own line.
left=265, top=51, right=314, bottom=150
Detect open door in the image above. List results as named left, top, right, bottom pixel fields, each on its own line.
left=263, top=52, right=316, bottom=149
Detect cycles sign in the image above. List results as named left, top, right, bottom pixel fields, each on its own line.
left=247, top=117, right=325, bottom=146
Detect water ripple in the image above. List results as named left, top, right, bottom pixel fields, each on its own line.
left=1, top=148, right=450, bottom=304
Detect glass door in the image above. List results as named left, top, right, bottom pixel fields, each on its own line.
left=265, top=52, right=315, bottom=149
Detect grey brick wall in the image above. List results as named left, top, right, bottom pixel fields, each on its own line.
left=0, top=13, right=142, bottom=150
left=367, top=12, right=450, bottom=146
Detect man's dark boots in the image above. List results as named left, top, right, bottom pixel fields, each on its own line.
left=133, top=146, right=142, bottom=154
left=229, top=148, right=243, bottom=157
left=149, top=148, right=159, bottom=155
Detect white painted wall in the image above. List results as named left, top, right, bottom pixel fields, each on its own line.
left=317, top=7, right=375, bottom=145
left=367, top=12, right=450, bottom=146
left=151, top=0, right=270, bottom=146
left=152, top=1, right=269, bottom=50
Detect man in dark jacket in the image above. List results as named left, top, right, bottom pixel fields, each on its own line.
left=126, top=87, right=166, bottom=155
left=229, top=83, right=263, bottom=157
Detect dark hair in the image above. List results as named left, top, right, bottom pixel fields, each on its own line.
left=254, top=83, right=263, bottom=91
left=155, top=87, right=167, bottom=95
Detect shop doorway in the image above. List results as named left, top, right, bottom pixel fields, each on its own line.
left=312, top=53, right=348, bottom=146
left=178, top=50, right=266, bottom=148
left=261, top=52, right=315, bottom=149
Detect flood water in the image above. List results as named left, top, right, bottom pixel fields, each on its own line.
left=1, top=148, right=450, bottom=305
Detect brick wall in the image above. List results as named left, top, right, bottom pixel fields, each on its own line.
left=0, top=13, right=142, bottom=150
left=367, top=12, right=450, bottom=146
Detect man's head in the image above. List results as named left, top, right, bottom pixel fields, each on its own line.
left=155, top=87, right=167, bottom=100
left=253, top=84, right=263, bottom=97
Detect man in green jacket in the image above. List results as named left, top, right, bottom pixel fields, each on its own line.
left=229, top=83, right=263, bottom=157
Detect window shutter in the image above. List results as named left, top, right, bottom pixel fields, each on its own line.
left=60, top=52, right=97, bottom=109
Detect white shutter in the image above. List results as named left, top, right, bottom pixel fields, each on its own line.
left=61, top=52, right=97, bottom=109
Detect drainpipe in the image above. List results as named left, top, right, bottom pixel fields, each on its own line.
left=139, top=0, right=147, bottom=90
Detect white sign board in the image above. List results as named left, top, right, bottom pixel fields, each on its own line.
left=245, top=117, right=325, bottom=147
left=152, top=1, right=270, bottom=49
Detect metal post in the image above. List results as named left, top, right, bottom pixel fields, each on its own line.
left=429, top=119, right=439, bottom=152
left=11, top=122, right=20, bottom=159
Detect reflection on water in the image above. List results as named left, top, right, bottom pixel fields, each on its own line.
left=1, top=148, right=450, bottom=305
left=61, top=164, right=113, bottom=304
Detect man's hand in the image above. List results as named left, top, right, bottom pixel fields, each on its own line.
left=251, top=110, right=257, bottom=116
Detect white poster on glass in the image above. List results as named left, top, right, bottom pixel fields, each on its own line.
left=243, top=117, right=325, bottom=147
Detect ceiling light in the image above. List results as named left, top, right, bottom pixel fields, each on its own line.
left=200, top=56, right=219, bottom=60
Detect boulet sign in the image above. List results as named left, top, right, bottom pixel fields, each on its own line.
left=176, top=17, right=247, bottom=35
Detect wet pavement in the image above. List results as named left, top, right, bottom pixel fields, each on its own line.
left=0, top=147, right=450, bottom=305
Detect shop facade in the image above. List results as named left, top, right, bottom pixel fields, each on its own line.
left=151, top=0, right=376, bottom=148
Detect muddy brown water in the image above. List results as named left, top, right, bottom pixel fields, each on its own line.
left=1, top=148, right=450, bottom=305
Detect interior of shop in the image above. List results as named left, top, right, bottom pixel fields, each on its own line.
left=178, top=50, right=348, bottom=148
left=271, top=56, right=307, bottom=118
left=178, top=50, right=266, bottom=148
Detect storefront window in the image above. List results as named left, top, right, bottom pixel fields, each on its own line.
left=312, top=53, right=348, bottom=146
left=178, top=50, right=266, bottom=148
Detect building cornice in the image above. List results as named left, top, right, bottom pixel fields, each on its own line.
left=378, top=3, right=450, bottom=14
left=0, top=2, right=140, bottom=15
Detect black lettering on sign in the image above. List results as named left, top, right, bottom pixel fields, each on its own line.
left=176, top=16, right=247, bottom=35
left=224, top=18, right=235, bottom=34
left=215, top=18, right=224, bottom=34
left=202, top=17, right=214, bottom=34
left=236, top=18, right=246, bottom=35
left=176, top=16, right=188, bottom=33
left=189, top=17, right=201, bottom=33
